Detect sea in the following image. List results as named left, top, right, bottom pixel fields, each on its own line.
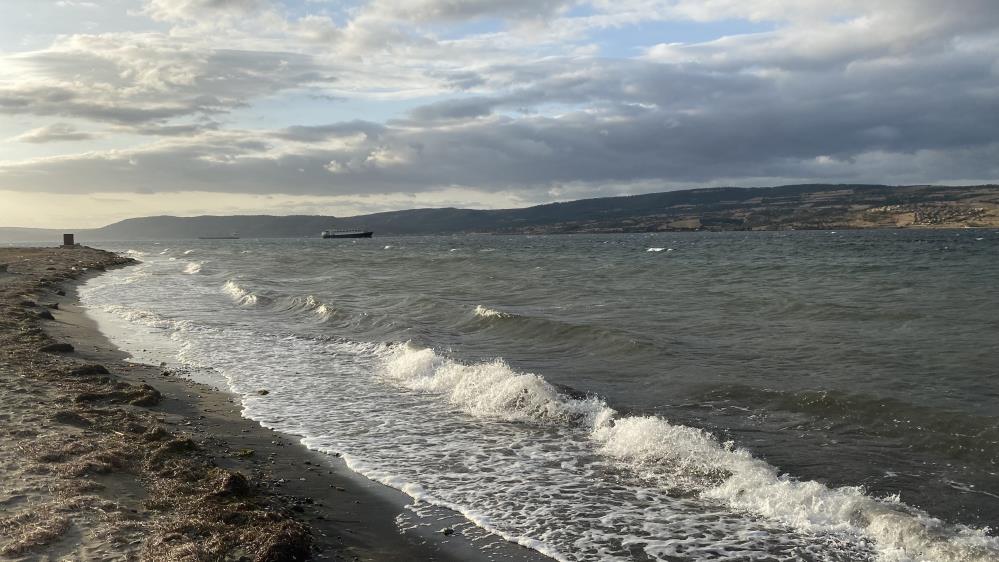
left=78, top=230, right=999, bottom=561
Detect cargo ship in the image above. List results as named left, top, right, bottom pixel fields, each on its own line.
left=321, top=228, right=373, bottom=239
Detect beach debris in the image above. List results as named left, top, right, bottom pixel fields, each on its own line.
left=73, top=383, right=162, bottom=407
left=0, top=508, right=71, bottom=556
left=38, top=342, right=74, bottom=353
left=1, top=247, right=319, bottom=562
left=441, top=527, right=456, bottom=536
left=148, top=437, right=198, bottom=467
left=253, top=521, right=311, bottom=562
left=130, top=385, right=163, bottom=407
left=212, top=470, right=251, bottom=497
left=143, top=427, right=170, bottom=442
left=69, top=364, right=110, bottom=377
left=50, top=410, right=93, bottom=428
left=234, top=448, right=255, bottom=458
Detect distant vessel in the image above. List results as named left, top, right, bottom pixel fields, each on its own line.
left=322, top=228, right=373, bottom=239
left=198, top=232, right=240, bottom=240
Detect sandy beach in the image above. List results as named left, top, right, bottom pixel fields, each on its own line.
left=0, top=246, right=547, bottom=561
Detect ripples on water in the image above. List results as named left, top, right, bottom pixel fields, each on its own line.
left=81, top=231, right=999, bottom=561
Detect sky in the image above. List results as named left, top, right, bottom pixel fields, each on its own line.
left=1, top=0, right=998, bottom=228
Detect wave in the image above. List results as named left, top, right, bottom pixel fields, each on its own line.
left=473, top=305, right=511, bottom=319
left=183, top=262, right=202, bottom=275
left=647, top=247, right=673, bottom=253
left=465, top=305, right=660, bottom=358
left=701, top=386, right=999, bottom=464
left=281, top=294, right=335, bottom=320
left=378, top=343, right=999, bottom=562
left=220, top=279, right=334, bottom=320
left=222, top=280, right=259, bottom=306
left=99, top=304, right=173, bottom=329
left=183, top=249, right=196, bottom=255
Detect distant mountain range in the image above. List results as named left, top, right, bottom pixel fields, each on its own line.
left=3, top=184, right=998, bottom=242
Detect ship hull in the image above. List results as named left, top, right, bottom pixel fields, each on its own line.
left=322, top=231, right=373, bottom=239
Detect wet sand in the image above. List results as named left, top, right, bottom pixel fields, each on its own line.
left=0, top=247, right=549, bottom=561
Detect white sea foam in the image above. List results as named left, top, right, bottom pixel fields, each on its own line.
left=78, top=258, right=999, bottom=562
left=378, top=343, right=999, bottom=562
left=222, top=280, right=258, bottom=306
left=473, top=305, right=511, bottom=319
left=99, top=304, right=172, bottom=328
left=647, top=247, right=664, bottom=252
left=183, top=262, right=202, bottom=274
left=183, top=249, right=196, bottom=255
left=291, top=295, right=335, bottom=320
left=382, top=344, right=606, bottom=425
left=125, top=249, right=145, bottom=257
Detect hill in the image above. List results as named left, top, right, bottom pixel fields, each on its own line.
left=2, top=184, right=998, bottom=242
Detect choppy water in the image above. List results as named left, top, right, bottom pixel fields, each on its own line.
left=80, top=231, right=999, bottom=561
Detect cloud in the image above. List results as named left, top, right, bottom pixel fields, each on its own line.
left=13, top=123, right=95, bottom=143
left=0, top=0, right=997, bottom=219
left=143, top=0, right=271, bottom=21
left=0, top=34, right=333, bottom=128
left=365, top=0, right=574, bottom=22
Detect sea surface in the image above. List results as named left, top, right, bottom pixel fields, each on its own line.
left=79, top=230, right=999, bottom=561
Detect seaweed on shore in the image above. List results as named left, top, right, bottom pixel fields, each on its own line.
left=0, top=248, right=313, bottom=561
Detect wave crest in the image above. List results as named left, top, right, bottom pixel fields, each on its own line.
left=222, top=280, right=258, bottom=306
left=288, top=295, right=335, bottom=320
left=378, top=343, right=999, bottom=562
left=381, top=344, right=608, bottom=425
left=473, top=305, right=511, bottom=319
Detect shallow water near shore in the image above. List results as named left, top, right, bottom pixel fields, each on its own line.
left=80, top=231, right=999, bottom=561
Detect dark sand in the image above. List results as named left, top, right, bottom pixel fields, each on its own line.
left=0, top=247, right=550, bottom=561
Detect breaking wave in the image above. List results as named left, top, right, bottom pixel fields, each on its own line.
left=183, top=262, right=202, bottom=275
left=473, top=305, right=511, bottom=319
left=222, top=280, right=258, bottom=306
left=282, top=294, right=336, bottom=320
left=378, top=343, right=999, bottom=562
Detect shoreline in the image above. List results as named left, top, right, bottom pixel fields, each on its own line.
left=0, top=246, right=549, bottom=561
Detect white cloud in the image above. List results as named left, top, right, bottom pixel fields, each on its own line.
left=12, top=122, right=95, bottom=143
left=0, top=0, right=997, bottom=226
left=143, top=0, right=271, bottom=21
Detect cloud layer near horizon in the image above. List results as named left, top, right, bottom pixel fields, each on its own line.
left=1, top=0, right=998, bottom=226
